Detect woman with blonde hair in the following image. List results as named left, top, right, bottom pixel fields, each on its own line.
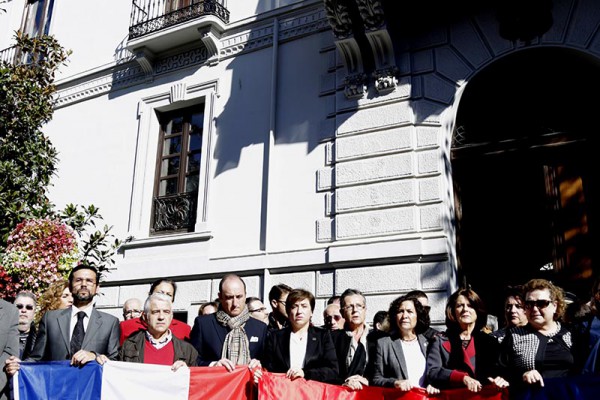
left=34, top=280, right=73, bottom=325
left=22, top=280, right=73, bottom=358
left=500, top=278, right=577, bottom=390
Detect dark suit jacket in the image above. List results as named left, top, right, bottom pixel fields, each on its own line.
left=120, top=330, right=198, bottom=366
left=331, top=328, right=373, bottom=384
left=427, top=329, right=501, bottom=389
left=372, top=332, right=430, bottom=387
left=264, top=325, right=339, bottom=383
left=189, top=314, right=268, bottom=366
left=28, top=307, right=120, bottom=361
left=0, top=299, right=19, bottom=400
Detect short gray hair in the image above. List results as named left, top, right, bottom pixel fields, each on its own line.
left=16, top=291, right=37, bottom=305
left=144, top=292, right=173, bottom=314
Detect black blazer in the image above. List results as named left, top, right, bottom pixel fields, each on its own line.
left=264, top=325, right=339, bottom=383
left=331, top=329, right=373, bottom=384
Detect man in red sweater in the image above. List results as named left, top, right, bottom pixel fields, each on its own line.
left=120, top=279, right=191, bottom=345
left=119, top=293, right=197, bottom=368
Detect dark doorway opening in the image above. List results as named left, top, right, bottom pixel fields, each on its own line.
left=452, top=47, right=599, bottom=319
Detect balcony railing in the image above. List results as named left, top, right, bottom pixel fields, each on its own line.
left=153, top=191, right=198, bottom=233
left=0, top=45, right=18, bottom=65
left=129, top=0, right=229, bottom=40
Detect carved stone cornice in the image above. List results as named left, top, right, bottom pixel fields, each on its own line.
left=323, top=0, right=353, bottom=39
left=133, top=47, right=155, bottom=76
left=344, top=73, right=367, bottom=99
left=373, top=66, right=398, bottom=94
left=355, top=0, right=385, bottom=31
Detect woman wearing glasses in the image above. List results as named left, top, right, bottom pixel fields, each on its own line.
left=257, top=288, right=339, bottom=383
left=372, top=294, right=440, bottom=394
left=427, top=288, right=508, bottom=392
left=500, top=278, right=577, bottom=390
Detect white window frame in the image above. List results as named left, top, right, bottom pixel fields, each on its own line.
left=127, top=80, right=218, bottom=245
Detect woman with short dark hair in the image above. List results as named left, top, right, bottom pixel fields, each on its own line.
left=258, top=288, right=338, bottom=383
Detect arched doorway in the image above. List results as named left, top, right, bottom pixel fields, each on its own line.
left=452, top=47, right=599, bottom=318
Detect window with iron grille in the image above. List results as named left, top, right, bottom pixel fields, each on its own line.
left=152, top=105, right=204, bottom=233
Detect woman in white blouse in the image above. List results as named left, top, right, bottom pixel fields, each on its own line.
left=261, top=289, right=339, bottom=383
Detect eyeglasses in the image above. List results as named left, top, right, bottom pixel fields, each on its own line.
left=324, top=315, right=343, bottom=321
left=16, top=304, right=34, bottom=310
left=524, top=299, right=552, bottom=310
left=124, top=309, right=142, bottom=316
left=250, top=307, right=267, bottom=313
left=276, top=300, right=286, bottom=305
left=342, top=304, right=365, bottom=312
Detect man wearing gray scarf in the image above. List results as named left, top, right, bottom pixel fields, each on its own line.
left=190, top=274, right=267, bottom=372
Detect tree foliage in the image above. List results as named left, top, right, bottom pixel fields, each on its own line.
left=0, top=33, right=71, bottom=247
left=0, top=34, right=121, bottom=298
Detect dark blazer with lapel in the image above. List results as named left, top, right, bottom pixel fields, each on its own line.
left=28, top=307, right=120, bottom=361
left=0, top=299, right=19, bottom=400
left=264, top=325, right=339, bottom=383
left=189, top=313, right=268, bottom=366
left=426, top=329, right=501, bottom=389
left=372, top=332, right=430, bottom=387
left=120, top=330, right=198, bottom=366
left=331, top=328, right=373, bottom=384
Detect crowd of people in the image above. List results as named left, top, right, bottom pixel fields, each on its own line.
left=3, top=267, right=600, bottom=399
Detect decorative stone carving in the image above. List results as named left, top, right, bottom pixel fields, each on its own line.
left=355, top=0, right=385, bottom=31
left=344, top=73, right=367, bottom=99
left=373, top=67, right=398, bottom=94
left=199, top=26, right=221, bottom=66
left=170, top=82, right=187, bottom=103
left=323, top=0, right=353, bottom=39
left=133, top=47, right=155, bottom=76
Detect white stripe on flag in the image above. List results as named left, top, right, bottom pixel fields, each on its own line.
left=101, top=360, right=190, bottom=400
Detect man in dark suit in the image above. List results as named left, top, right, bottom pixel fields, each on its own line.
left=5, top=265, right=120, bottom=376
left=189, top=274, right=267, bottom=372
left=0, top=299, right=19, bottom=400
left=332, top=288, right=372, bottom=389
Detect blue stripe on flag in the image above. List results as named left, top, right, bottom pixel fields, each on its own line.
left=17, top=361, right=103, bottom=400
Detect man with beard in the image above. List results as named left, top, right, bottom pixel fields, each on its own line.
left=5, top=265, right=120, bottom=376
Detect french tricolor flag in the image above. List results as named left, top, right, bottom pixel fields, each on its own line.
left=15, top=361, right=254, bottom=400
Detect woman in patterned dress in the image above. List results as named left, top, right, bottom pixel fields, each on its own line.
left=500, top=278, right=577, bottom=390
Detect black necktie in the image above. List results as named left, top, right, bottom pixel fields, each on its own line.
left=70, top=311, right=86, bottom=355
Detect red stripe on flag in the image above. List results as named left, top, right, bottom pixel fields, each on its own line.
left=189, top=366, right=255, bottom=400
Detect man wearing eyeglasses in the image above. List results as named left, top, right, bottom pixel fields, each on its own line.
left=13, top=291, right=37, bottom=359
left=246, top=297, right=269, bottom=324
left=5, top=265, right=120, bottom=378
left=122, top=298, right=143, bottom=321
left=331, top=289, right=371, bottom=390
left=267, top=284, right=292, bottom=331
